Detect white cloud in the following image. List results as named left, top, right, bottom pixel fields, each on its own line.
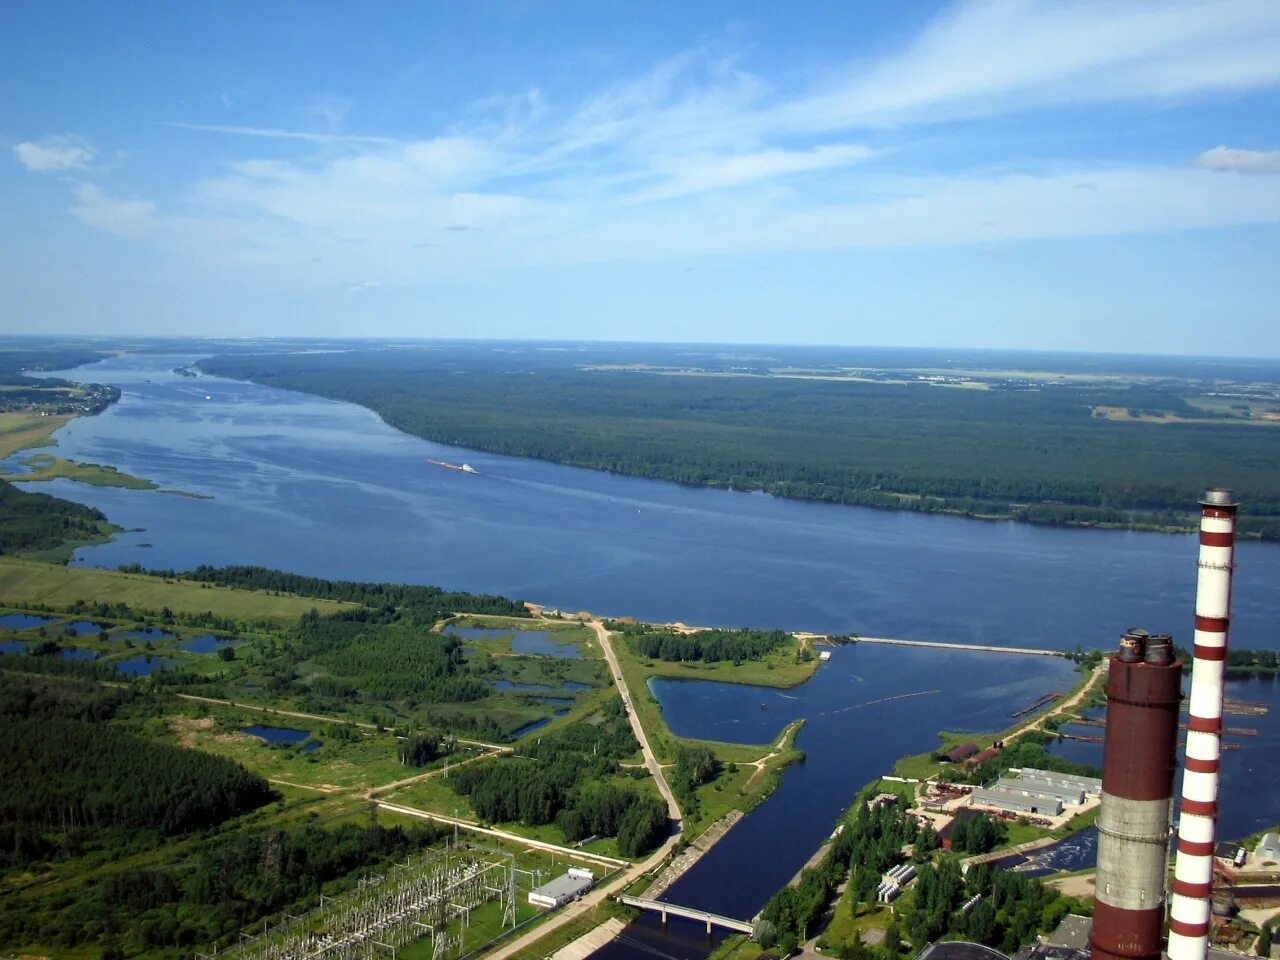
left=348, top=280, right=381, bottom=293
left=1195, top=145, right=1280, bottom=174
left=166, top=122, right=398, bottom=145
left=768, top=0, right=1280, bottom=132
left=628, top=144, right=874, bottom=204
left=71, top=184, right=155, bottom=236
left=13, top=134, right=95, bottom=172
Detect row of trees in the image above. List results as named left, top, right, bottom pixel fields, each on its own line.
left=620, top=624, right=792, bottom=664
left=126, top=563, right=529, bottom=622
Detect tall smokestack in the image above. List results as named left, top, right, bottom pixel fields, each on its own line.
left=1167, top=488, right=1238, bottom=960
left=1090, top=628, right=1183, bottom=960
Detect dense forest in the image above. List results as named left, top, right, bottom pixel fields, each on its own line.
left=612, top=622, right=794, bottom=663
left=0, top=816, right=446, bottom=957
left=295, top=610, right=491, bottom=703
left=0, top=673, right=274, bottom=868
left=199, top=346, right=1280, bottom=538
left=0, top=479, right=117, bottom=554
left=448, top=699, right=667, bottom=856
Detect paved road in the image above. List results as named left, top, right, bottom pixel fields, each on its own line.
left=587, top=618, right=682, bottom=825
left=376, top=801, right=628, bottom=868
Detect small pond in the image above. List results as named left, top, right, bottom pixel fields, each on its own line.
left=114, top=628, right=178, bottom=643
left=0, top=640, right=29, bottom=654
left=60, top=647, right=99, bottom=662
left=241, top=724, right=321, bottom=752
left=446, top=624, right=583, bottom=659
left=182, top=633, right=235, bottom=653
left=0, top=613, right=61, bottom=630
left=63, top=620, right=107, bottom=636
left=114, top=655, right=181, bottom=677
left=511, top=717, right=553, bottom=738
left=510, top=631, right=582, bottom=659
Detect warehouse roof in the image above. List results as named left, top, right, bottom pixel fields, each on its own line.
left=530, top=873, right=592, bottom=903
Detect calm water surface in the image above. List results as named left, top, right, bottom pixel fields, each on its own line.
left=26, top=355, right=1280, bottom=652
left=0, top=613, right=60, bottom=630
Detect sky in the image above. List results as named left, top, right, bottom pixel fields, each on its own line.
left=3, top=0, right=1280, bottom=353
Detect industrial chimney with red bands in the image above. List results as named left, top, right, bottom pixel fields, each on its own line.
left=1168, top=489, right=1239, bottom=960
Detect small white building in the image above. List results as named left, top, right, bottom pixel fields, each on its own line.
left=1257, top=832, right=1280, bottom=862
left=529, top=869, right=594, bottom=909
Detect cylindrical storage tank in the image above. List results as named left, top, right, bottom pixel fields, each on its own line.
left=1090, top=628, right=1183, bottom=960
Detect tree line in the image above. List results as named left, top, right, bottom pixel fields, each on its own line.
left=0, top=479, right=114, bottom=554
left=615, top=623, right=792, bottom=664
left=124, top=563, right=529, bottom=621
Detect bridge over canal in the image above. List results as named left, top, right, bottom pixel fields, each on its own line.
left=616, top=895, right=754, bottom=935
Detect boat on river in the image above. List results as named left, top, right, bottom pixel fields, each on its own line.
left=426, top=458, right=477, bottom=474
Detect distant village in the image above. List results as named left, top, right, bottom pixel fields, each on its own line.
left=0, top=378, right=118, bottom=417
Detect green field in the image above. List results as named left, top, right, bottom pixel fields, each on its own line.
left=0, top=411, right=67, bottom=458
left=0, top=556, right=351, bottom=622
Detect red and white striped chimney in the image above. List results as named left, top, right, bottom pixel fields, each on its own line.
left=1167, top=488, right=1238, bottom=960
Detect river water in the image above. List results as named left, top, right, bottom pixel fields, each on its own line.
left=15, top=354, right=1280, bottom=948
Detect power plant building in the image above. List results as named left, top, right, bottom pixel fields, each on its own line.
left=1017, top=769, right=1103, bottom=798
left=528, top=868, right=594, bottom=909
left=970, top=787, right=1061, bottom=817
left=971, top=769, right=1101, bottom=817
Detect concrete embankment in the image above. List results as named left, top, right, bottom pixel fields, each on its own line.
left=646, top=811, right=744, bottom=899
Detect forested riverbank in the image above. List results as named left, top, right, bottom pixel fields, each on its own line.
left=197, top=345, right=1280, bottom=539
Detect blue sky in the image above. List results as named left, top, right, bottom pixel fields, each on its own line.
left=3, top=0, right=1280, bottom=354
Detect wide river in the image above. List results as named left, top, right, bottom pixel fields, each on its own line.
left=17, top=354, right=1280, bottom=950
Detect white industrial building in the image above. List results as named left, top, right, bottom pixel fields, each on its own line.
left=969, top=768, right=1100, bottom=817
left=528, top=868, right=594, bottom=909
left=1257, top=832, right=1280, bottom=861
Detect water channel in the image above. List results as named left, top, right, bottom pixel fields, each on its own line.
left=13, top=353, right=1280, bottom=953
